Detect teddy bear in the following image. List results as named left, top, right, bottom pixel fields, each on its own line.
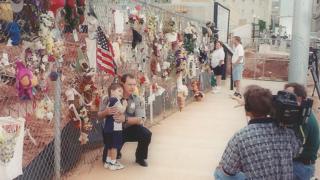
left=35, top=98, right=54, bottom=122
left=191, top=80, right=204, bottom=102
left=176, top=72, right=188, bottom=111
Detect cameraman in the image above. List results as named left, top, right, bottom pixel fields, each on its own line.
left=214, top=85, right=300, bottom=179
left=284, top=83, right=320, bottom=180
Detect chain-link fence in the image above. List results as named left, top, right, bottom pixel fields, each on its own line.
left=0, top=0, right=215, bottom=180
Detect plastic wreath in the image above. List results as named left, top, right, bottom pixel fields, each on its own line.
left=64, top=3, right=80, bottom=32
left=147, top=15, right=157, bottom=40
left=184, top=24, right=197, bottom=54
left=39, top=12, right=55, bottom=54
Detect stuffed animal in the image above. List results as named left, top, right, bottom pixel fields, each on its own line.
left=79, top=132, right=89, bottom=145
left=15, top=61, right=37, bottom=100
left=161, top=61, right=171, bottom=80
left=79, top=106, right=92, bottom=132
left=6, top=22, right=21, bottom=46
left=191, top=80, right=204, bottom=101
left=175, top=49, right=188, bottom=76
left=35, top=98, right=54, bottom=121
left=177, top=72, right=188, bottom=111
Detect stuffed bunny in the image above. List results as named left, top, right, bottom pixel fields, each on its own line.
left=15, top=61, right=37, bottom=100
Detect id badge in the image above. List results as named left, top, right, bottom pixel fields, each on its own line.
left=127, top=102, right=135, bottom=114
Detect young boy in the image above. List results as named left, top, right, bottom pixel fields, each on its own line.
left=103, top=83, right=127, bottom=170
left=231, top=36, right=244, bottom=98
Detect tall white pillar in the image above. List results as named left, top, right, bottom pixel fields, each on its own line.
left=288, top=0, right=313, bottom=84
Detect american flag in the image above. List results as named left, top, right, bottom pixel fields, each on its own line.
left=96, top=26, right=116, bottom=76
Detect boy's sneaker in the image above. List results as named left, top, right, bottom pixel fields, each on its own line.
left=104, top=162, right=110, bottom=169
left=109, top=161, right=125, bottom=171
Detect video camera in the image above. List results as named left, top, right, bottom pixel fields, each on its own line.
left=272, top=90, right=313, bottom=128
left=309, top=47, right=319, bottom=67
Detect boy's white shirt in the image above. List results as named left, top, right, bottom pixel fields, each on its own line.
left=231, top=44, right=244, bottom=64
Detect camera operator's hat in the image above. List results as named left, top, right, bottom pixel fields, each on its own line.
left=11, top=0, right=24, bottom=13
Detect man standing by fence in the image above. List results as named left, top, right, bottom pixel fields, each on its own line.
left=98, top=74, right=152, bottom=167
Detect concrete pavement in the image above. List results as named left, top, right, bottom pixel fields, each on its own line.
left=66, top=80, right=319, bottom=180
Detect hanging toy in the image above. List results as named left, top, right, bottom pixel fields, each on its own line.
left=161, top=61, right=171, bottom=80
left=79, top=106, right=92, bottom=132
left=199, top=49, right=208, bottom=64
left=15, top=61, right=37, bottom=100
left=175, top=49, right=188, bottom=76
left=49, top=71, right=58, bottom=81
left=191, top=80, right=204, bottom=102
left=35, top=97, right=54, bottom=122
left=163, top=19, right=177, bottom=43
left=6, top=22, right=21, bottom=46
left=176, top=72, right=188, bottom=111
left=79, top=132, right=89, bottom=145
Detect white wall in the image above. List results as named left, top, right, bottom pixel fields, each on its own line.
left=231, top=24, right=252, bottom=47
left=279, top=17, right=293, bottom=36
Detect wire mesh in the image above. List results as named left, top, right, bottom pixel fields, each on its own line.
left=0, top=0, right=214, bottom=179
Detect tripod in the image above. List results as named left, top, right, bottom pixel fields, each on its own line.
left=308, top=48, right=320, bottom=101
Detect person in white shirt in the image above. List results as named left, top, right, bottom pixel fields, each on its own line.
left=211, top=41, right=225, bottom=93
left=231, top=36, right=245, bottom=98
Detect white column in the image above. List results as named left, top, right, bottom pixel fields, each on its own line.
left=288, top=0, right=313, bottom=84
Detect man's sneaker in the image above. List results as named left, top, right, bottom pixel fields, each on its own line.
left=109, top=161, right=125, bottom=170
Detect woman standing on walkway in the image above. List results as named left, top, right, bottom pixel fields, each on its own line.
left=211, top=41, right=225, bottom=93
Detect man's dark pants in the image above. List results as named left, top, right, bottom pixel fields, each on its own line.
left=102, top=125, right=152, bottom=162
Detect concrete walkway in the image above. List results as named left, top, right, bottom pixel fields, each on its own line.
left=67, top=80, right=319, bottom=180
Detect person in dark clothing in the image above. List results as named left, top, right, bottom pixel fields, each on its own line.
left=284, top=83, right=320, bottom=180
left=98, top=74, right=152, bottom=167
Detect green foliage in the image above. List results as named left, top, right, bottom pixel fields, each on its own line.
left=258, top=20, right=266, bottom=32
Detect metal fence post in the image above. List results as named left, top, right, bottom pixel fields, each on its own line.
left=54, top=60, right=62, bottom=180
